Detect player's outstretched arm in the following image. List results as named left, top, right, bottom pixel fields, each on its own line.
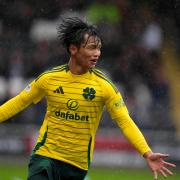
left=144, top=151, right=176, bottom=179
left=115, top=113, right=176, bottom=179
left=0, top=94, right=31, bottom=122
left=0, top=79, right=45, bottom=123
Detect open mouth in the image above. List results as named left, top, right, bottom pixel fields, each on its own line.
left=90, top=59, right=97, bottom=65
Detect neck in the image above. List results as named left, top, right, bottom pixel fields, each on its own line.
left=68, top=58, right=88, bottom=75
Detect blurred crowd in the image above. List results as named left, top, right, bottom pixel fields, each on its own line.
left=0, top=0, right=179, bottom=130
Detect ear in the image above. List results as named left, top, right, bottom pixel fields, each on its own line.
left=69, top=44, right=78, bottom=55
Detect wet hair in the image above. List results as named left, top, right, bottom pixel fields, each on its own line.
left=57, top=17, right=101, bottom=53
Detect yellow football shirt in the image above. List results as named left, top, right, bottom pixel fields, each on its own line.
left=0, top=64, right=151, bottom=170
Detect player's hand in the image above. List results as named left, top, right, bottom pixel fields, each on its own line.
left=144, top=151, right=176, bottom=179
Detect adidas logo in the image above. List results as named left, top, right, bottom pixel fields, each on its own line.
left=53, top=86, right=64, bottom=94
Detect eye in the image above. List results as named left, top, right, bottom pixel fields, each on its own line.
left=87, top=44, right=101, bottom=50
left=89, top=45, right=96, bottom=49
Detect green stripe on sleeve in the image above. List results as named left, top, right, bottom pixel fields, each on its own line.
left=35, top=65, right=67, bottom=81
left=92, top=69, right=118, bottom=93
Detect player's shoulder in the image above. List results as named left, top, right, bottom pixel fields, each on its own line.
left=91, top=67, right=118, bottom=93
left=91, top=67, right=112, bottom=83
left=35, top=64, right=68, bottom=81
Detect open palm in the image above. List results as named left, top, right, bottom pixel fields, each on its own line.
left=145, top=153, right=176, bottom=179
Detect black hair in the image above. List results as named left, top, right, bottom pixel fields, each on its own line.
left=57, top=17, right=101, bottom=53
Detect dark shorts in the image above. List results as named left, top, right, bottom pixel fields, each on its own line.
left=27, top=154, right=87, bottom=180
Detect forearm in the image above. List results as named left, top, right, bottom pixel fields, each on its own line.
left=0, top=94, right=30, bottom=122
left=0, top=78, right=45, bottom=123
left=115, top=114, right=151, bottom=155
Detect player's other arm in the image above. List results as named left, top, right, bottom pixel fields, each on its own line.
left=0, top=79, right=45, bottom=123
left=104, top=81, right=176, bottom=179
left=115, top=112, right=151, bottom=155
left=115, top=112, right=176, bottom=179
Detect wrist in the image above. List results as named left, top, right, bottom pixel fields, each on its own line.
left=143, top=151, right=153, bottom=159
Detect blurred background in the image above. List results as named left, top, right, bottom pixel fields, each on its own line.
left=0, top=0, right=180, bottom=179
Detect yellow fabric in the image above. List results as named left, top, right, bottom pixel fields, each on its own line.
left=0, top=77, right=45, bottom=122
left=0, top=64, right=151, bottom=170
left=115, top=113, right=151, bottom=155
left=0, top=94, right=30, bottom=122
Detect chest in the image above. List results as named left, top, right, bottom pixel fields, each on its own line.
left=46, top=79, right=104, bottom=111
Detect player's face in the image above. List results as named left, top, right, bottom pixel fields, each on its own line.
left=71, top=34, right=101, bottom=72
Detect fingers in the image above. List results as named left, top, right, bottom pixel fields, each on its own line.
left=159, top=160, right=176, bottom=177
left=156, top=153, right=169, bottom=158
left=150, top=153, right=169, bottom=161
left=162, top=167, right=173, bottom=176
left=154, top=168, right=171, bottom=179
left=153, top=171, right=158, bottom=180
left=163, top=161, right=176, bottom=168
left=159, top=169, right=167, bottom=178
left=154, top=166, right=175, bottom=179
left=159, top=167, right=174, bottom=178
